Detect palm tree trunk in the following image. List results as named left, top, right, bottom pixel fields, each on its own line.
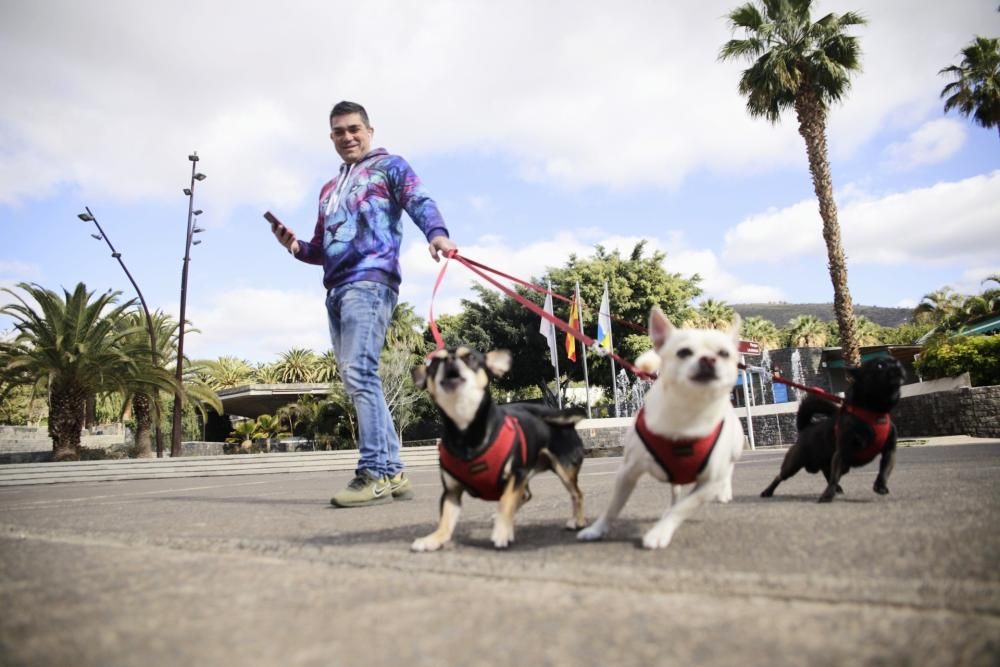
left=49, top=381, right=86, bottom=461
left=133, top=392, right=154, bottom=458
left=794, top=89, right=861, bottom=367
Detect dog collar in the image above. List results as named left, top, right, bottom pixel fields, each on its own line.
left=634, top=408, right=723, bottom=485
left=837, top=404, right=893, bottom=465
left=438, top=414, right=527, bottom=501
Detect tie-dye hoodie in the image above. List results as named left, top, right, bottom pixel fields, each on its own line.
left=293, top=147, right=449, bottom=292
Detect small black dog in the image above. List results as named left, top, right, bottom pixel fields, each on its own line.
left=410, top=346, right=587, bottom=551
left=761, top=357, right=904, bottom=503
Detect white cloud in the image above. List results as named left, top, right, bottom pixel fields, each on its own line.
left=179, top=287, right=329, bottom=363
left=2, top=0, right=992, bottom=207
left=883, top=119, right=966, bottom=170
left=723, top=171, right=1000, bottom=266
left=951, top=266, right=1000, bottom=296
left=0, top=260, right=42, bottom=280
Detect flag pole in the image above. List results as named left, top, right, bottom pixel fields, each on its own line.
left=549, top=279, right=562, bottom=408
left=604, top=281, right=621, bottom=418
left=577, top=280, right=592, bottom=419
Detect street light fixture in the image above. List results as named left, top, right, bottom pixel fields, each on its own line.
left=78, top=206, right=165, bottom=457
left=170, top=151, right=207, bottom=457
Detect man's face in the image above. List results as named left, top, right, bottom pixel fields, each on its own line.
left=330, top=112, right=373, bottom=164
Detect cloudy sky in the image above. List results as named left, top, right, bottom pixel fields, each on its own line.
left=2, top=0, right=998, bottom=363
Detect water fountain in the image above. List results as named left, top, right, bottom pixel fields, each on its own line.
left=790, top=348, right=806, bottom=401
left=616, top=368, right=652, bottom=418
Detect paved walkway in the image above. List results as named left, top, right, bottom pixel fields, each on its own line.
left=1, top=439, right=998, bottom=666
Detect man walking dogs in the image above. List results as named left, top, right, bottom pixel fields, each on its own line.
left=271, top=101, right=456, bottom=507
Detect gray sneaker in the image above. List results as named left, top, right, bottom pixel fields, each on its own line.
left=387, top=472, right=414, bottom=500
left=330, top=471, right=393, bottom=508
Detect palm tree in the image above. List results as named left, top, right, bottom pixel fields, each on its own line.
left=200, top=356, right=255, bottom=390
left=687, top=299, right=736, bottom=330
left=313, top=350, right=339, bottom=384
left=274, top=348, right=319, bottom=383
left=253, top=362, right=282, bottom=384
left=0, top=283, right=177, bottom=461
left=940, top=36, right=1000, bottom=139
left=720, top=0, right=866, bottom=366
left=853, top=316, right=884, bottom=347
left=226, top=419, right=258, bottom=453
left=739, top=316, right=782, bottom=350
left=784, top=314, right=828, bottom=347
left=386, top=302, right=426, bottom=352
left=253, top=414, right=288, bottom=452
left=913, top=287, right=965, bottom=325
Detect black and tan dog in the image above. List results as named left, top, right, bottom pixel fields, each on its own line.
left=410, top=346, right=587, bottom=551
left=761, top=357, right=905, bottom=503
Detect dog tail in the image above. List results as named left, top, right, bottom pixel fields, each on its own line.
left=634, top=349, right=661, bottom=374
left=796, top=394, right=838, bottom=431
left=540, top=406, right=588, bottom=427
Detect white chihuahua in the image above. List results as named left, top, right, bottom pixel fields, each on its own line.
left=578, top=307, right=745, bottom=549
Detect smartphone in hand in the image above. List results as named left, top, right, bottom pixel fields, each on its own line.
left=264, top=211, right=283, bottom=230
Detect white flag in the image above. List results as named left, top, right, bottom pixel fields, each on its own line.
left=539, top=290, right=558, bottom=369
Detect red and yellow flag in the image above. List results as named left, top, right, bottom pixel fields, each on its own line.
left=565, top=294, right=580, bottom=362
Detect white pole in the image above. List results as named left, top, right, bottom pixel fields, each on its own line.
left=577, top=280, right=592, bottom=419
left=605, top=281, right=620, bottom=418
left=548, top=279, right=562, bottom=408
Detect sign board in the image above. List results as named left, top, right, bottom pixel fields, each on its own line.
left=737, top=340, right=761, bottom=356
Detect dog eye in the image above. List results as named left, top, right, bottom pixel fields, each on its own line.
left=677, top=348, right=693, bottom=358
left=718, top=349, right=730, bottom=359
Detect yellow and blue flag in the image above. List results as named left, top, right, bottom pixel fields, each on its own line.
left=597, top=284, right=612, bottom=351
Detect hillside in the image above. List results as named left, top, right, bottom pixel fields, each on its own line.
left=731, top=303, right=912, bottom=328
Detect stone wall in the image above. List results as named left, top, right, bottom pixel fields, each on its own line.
left=893, top=385, right=1000, bottom=438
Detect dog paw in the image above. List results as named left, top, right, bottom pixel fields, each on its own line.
left=642, top=527, right=673, bottom=550
left=491, top=525, right=514, bottom=549
left=873, top=483, right=889, bottom=495
left=817, top=493, right=834, bottom=504
left=577, top=521, right=608, bottom=542
left=760, top=488, right=774, bottom=498
left=411, top=535, right=446, bottom=552
left=565, top=517, right=587, bottom=531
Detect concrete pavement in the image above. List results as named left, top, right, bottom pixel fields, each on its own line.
left=1, top=439, right=998, bottom=666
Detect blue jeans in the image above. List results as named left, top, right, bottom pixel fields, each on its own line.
left=326, top=281, right=402, bottom=479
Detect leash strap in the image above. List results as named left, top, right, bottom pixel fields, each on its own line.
left=427, top=250, right=454, bottom=354
left=771, top=374, right=843, bottom=405
left=428, top=251, right=655, bottom=380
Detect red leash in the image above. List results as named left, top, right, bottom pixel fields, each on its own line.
left=428, top=250, right=655, bottom=381
left=771, top=374, right=843, bottom=405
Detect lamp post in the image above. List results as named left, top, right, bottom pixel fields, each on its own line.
left=170, top=152, right=207, bottom=457
left=78, top=207, right=165, bottom=457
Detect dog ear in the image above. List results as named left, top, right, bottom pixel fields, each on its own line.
left=411, top=364, right=428, bottom=389
left=648, top=306, right=673, bottom=351
left=727, top=313, right=742, bottom=342
left=485, top=349, right=512, bottom=378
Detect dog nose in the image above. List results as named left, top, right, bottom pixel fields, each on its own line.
left=699, top=356, right=716, bottom=371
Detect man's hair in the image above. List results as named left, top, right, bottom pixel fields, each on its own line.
left=330, top=101, right=370, bottom=127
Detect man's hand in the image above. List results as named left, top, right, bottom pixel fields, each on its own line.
left=428, top=235, right=457, bottom=262
left=270, top=218, right=299, bottom=256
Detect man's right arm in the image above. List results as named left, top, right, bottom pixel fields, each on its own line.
left=289, top=213, right=325, bottom=265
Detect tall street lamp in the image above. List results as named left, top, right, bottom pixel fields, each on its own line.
left=78, top=207, right=165, bottom=457
left=170, top=152, right=207, bottom=457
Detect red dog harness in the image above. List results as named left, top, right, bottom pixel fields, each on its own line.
left=438, top=415, right=527, bottom=500
left=635, top=408, right=723, bottom=485
left=837, top=404, right=893, bottom=465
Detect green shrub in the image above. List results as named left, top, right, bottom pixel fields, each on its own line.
left=916, top=335, right=1000, bottom=387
